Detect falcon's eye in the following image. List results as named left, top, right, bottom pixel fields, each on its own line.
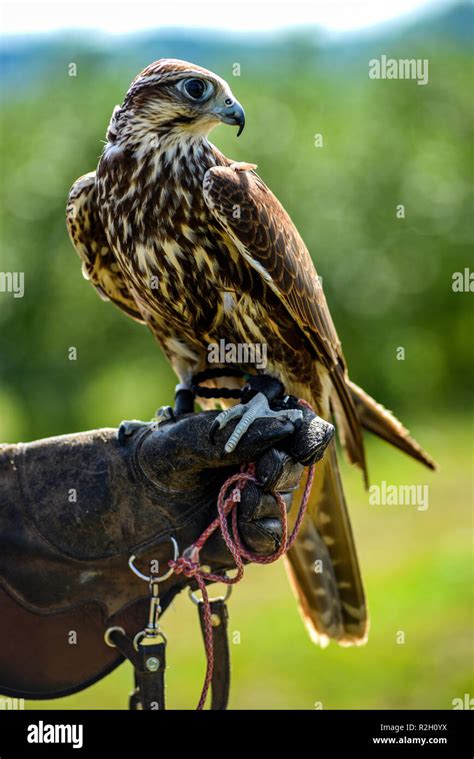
left=179, top=78, right=212, bottom=102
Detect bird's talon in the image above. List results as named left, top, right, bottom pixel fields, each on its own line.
left=209, top=418, right=220, bottom=444
left=153, top=406, right=175, bottom=425
left=213, top=391, right=298, bottom=454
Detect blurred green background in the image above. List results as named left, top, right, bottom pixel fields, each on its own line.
left=0, top=1, right=472, bottom=709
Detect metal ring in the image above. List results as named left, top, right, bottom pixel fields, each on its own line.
left=128, top=536, right=179, bottom=583
left=133, top=631, right=145, bottom=651
left=133, top=629, right=168, bottom=652
left=104, top=626, right=126, bottom=648
left=188, top=584, right=232, bottom=606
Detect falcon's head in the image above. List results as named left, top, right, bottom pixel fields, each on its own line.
left=106, top=59, right=245, bottom=146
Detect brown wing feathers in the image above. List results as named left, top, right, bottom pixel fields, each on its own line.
left=203, top=166, right=367, bottom=473
left=349, top=380, right=437, bottom=471
left=66, top=172, right=145, bottom=323
left=204, top=164, right=434, bottom=645
left=203, top=165, right=435, bottom=474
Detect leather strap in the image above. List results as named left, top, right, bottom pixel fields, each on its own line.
left=108, top=599, right=230, bottom=710
left=135, top=639, right=166, bottom=710
left=108, top=629, right=166, bottom=711
left=197, top=598, right=230, bottom=710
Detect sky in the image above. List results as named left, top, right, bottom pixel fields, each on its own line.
left=1, top=0, right=443, bottom=36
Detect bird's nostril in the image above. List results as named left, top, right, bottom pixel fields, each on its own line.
left=224, top=98, right=233, bottom=107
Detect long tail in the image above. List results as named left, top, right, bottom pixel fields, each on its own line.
left=348, top=380, right=437, bottom=471
left=285, top=442, right=369, bottom=647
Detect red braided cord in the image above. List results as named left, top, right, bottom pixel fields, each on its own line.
left=169, top=398, right=316, bottom=710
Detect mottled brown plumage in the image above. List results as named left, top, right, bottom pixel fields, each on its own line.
left=67, top=59, right=436, bottom=646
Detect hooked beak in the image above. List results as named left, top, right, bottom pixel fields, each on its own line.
left=212, top=100, right=245, bottom=136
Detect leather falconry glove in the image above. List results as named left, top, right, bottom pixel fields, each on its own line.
left=0, top=401, right=333, bottom=699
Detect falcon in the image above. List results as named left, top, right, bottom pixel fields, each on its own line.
left=67, top=59, right=436, bottom=647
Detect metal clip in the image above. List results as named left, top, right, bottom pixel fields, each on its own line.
left=146, top=579, right=161, bottom=636
left=128, top=537, right=178, bottom=650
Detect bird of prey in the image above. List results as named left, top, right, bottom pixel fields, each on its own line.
left=67, top=59, right=435, bottom=647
